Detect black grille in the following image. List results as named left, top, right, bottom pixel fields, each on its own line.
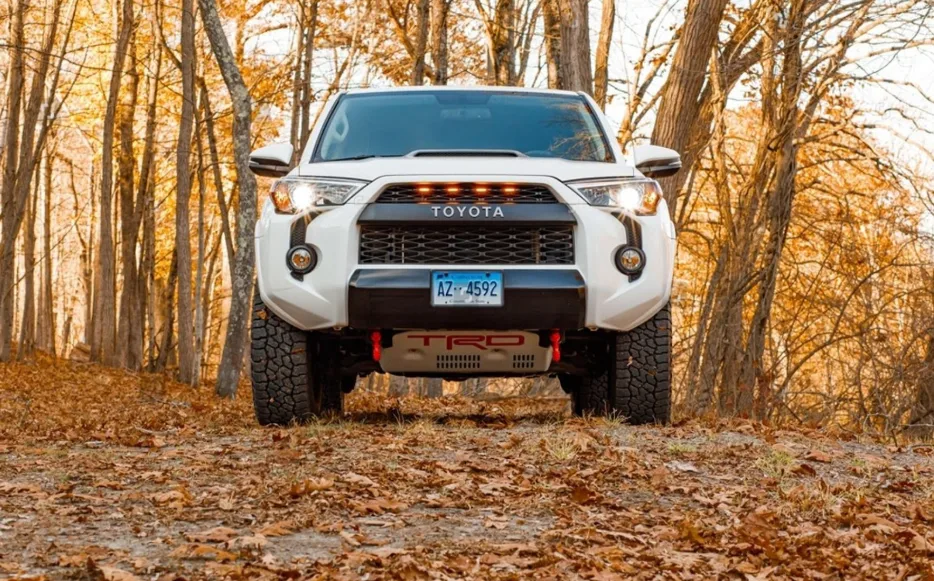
left=359, top=225, right=574, bottom=265
left=376, top=183, right=557, bottom=204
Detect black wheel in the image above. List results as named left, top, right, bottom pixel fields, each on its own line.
left=557, top=374, right=581, bottom=395
left=571, top=303, right=671, bottom=425
left=250, top=291, right=343, bottom=426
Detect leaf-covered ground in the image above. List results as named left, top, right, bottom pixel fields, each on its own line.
left=1, top=357, right=933, bottom=580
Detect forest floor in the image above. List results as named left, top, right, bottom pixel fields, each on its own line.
left=1, top=357, right=933, bottom=580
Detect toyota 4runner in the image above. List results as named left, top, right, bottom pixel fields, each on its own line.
left=248, top=87, right=680, bottom=425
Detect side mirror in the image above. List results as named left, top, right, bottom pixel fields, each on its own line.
left=634, top=144, right=682, bottom=179
left=249, top=143, right=294, bottom=178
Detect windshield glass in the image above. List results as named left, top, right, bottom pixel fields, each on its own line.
left=314, top=90, right=612, bottom=163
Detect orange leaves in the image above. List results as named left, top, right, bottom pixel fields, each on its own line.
left=288, top=477, right=334, bottom=498
left=349, top=497, right=408, bottom=515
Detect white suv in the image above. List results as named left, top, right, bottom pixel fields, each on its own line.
left=249, top=87, right=680, bottom=425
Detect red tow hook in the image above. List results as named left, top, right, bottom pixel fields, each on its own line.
left=370, top=330, right=382, bottom=362
left=550, top=329, right=562, bottom=363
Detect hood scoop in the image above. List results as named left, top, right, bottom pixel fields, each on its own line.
left=406, top=149, right=528, bottom=158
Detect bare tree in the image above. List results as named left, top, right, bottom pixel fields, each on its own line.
left=430, top=0, right=449, bottom=84
left=650, top=0, right=729, bottom=216
left=412, top=0, right=430, bottom=84
left=593, top=0, right=615, bottom=109
left=92, top=0, right=134, bottom=365
left=116, top=33, right=142, bottom=370
left=556, top=0, right=592, bottom=93
left=0, top=0, right=28, bottom=362
left=176, top=0, right=198, bottom=385
left=198, top=0, right=259, bottom=397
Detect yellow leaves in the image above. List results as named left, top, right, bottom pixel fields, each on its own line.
left=288, top=477, right=334, bottom=497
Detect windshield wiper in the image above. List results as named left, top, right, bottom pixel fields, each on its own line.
left=327, top=154, right=400, bottom=162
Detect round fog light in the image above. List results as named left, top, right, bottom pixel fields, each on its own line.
left=616, top=246, right=645, bottom=275
left=287, top=245, right=316, bottom=274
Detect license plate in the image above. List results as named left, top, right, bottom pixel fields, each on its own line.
left=431, top=271, right=503, bottom=307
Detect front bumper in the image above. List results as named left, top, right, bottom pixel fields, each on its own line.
left=255, top=175, right=675, bottom=332
left=348, top=269, right=585, bottom=330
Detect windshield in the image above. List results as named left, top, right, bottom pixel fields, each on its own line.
left=314, top=90, right=612, bottom=163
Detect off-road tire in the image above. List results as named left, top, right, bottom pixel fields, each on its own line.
left=572, top=303, right=671, bottom=424
left=251, top=291, right=343, bottom=425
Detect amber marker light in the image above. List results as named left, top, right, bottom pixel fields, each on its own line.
left=270, top=182, right=294, bottom=213
left=416, top=184, right=433, bottom=195
left=474, top=185, right=490, bottom=196
left=503, top=185, right=518, bottom=196
left=446, top=185, right=460, bottom=196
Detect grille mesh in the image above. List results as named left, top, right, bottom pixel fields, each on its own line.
left=376, top=183, right=557, bottom=204
left=359, top=225, right=574, bottom=265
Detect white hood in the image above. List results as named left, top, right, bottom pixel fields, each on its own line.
left=297, top=156, right=635, bottom=182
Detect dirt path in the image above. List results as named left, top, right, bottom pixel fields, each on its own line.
left=1, top=359, right=933, bottom=579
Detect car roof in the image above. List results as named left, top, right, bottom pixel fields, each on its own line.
left=341, top=85, right=583, bottom=98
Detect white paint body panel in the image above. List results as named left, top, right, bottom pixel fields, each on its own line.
left=255, top=87, right=677, bottom=339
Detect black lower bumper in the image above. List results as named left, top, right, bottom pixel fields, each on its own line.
left=348, top=268, right=585, bottom=330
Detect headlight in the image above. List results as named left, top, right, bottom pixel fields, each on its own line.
left=568, top=178, right=663, bottom=215
left=270, top=177, right=367, bottom=213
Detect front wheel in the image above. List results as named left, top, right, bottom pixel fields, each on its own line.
left=571, top=303, right=671, bottom=425
left=250, top=291, right=343, bottom=425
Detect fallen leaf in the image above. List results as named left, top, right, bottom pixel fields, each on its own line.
left=226, top=534, right=268, bottom=550
left=805, top=450, right=832, bottom=463
left=257, top=521, right=295, bottom=536
left=343, top=472, right=377, bottom=487
left=169, top=543, right=238, bottom=562
left=666, top=460, right=700, bottom=473
left=185, top=526, right=238, bottom=543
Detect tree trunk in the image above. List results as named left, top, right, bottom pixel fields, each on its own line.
left=483, top=0, right=516, bottom=85
left=193, top=103, right=208, bottom=387
left=299, top=1, right=318, bottom=149
left=93, top=0, right=134, bottom=365
left=138, top=23, right=162, bottom=370
left=542, top=0, right=561, bottom=89
left=116, top=34, right=142, bottom=370
left=593, top=0, right=615, bottom=109
left=909, top=334, right=934, bottom=438
left=154, top=250, right=178, bottom=373
left=556, top=0, right=592, bottom=94
left=430, top=0, right=449, bottom=84
left=0, top=0, right=27, bottom=362
left=199, top=0, right=259, bottom=398
left=17, top=175, right=39, bottom=359
left=412, top=0, right=431, bottom=85
left=176, top=0, right=198, bottom=385
left=650, top=0, right=729, bottom=217
left=38, top=149, right=55, bottom=354
left=289, top=7, right=305, bottom=162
